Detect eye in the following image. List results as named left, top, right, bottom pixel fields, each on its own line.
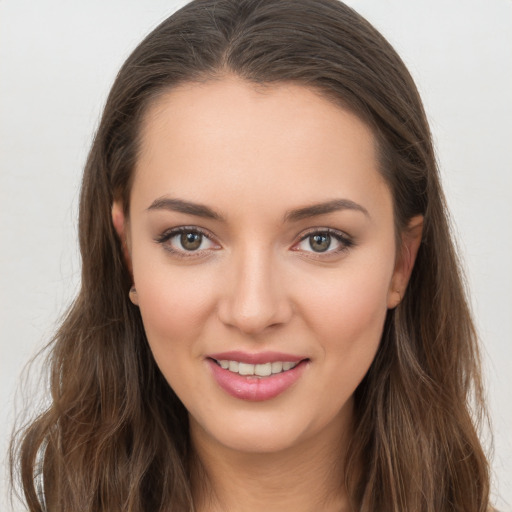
left=305, top=233, right=332, bottom=252
left=177, top=231, right=207, bottom=251
left=293, top=228, right=354, bottom=255
left=155, top=227, right=219, bottom=255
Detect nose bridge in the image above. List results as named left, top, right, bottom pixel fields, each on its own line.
left=219, top=242, right=291, bottom=334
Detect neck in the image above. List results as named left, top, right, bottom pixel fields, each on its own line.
left=190, top=409, right=353, bottom=512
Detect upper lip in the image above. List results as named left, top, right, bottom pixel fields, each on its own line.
left=208, top=351, right=307, bottom=364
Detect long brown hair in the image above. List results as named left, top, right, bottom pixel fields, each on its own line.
left=10, top=0, right=491, bottom=510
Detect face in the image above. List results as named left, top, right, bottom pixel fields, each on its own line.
left=114, top=77, right=419, bottom=455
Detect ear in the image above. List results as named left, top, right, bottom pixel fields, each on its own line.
left=112, top=200, right=133, bottom=277
left=387, top=215, right=423, bottom=309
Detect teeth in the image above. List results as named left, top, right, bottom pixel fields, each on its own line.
left=238, top=362, right=255, bottom=375
left=217, top=359, right=299, bottom=377
left=271, top=361, right=283, bottom=373
left=255, top=363, right=272, bottom=377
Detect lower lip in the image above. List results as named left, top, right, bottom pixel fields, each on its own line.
left=207, top=359, right=308, bottom=401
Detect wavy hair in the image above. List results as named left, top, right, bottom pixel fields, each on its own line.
left=11, top=0, right=491, bottom=510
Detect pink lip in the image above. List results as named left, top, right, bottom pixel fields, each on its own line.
left=208, top=350, right=304, bottom=365
left=207, top=356, right=309, bottom=402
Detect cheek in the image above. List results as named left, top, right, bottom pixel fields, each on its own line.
left=303, top=272, right=390, bottom=417
left=296, top=253, right=393, bottom=383
left=133, top=261, right=217, bottom=362
left=303, top=262, right=391, bottom=335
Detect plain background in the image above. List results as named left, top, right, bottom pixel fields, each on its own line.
left=1, top=0, right=511, bottom=510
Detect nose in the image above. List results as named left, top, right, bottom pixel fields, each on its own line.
left=217, top=247, right=293, bottom=335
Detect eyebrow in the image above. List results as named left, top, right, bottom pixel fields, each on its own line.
left=147, top=197, right=224, bottom=221
left=284, top=199, right=370, bottom=222
left=147, top=197, right=369, bottom=223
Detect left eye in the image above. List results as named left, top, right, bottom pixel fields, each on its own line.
left=294, top=230, right=352, bottom=254
left=157, top=228, right=218, bottom=253
left=176, top=231, right=207, bottom=251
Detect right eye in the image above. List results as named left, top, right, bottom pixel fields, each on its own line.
left=155, top=227, right=220, bottom=256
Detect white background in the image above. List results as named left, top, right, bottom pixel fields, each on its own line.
left=1, top=1, right=511, bottom=510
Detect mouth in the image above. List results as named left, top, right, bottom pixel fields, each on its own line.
left=210, top=358, right=301, bottom=377
left=206, top=353, right=310, bottom=401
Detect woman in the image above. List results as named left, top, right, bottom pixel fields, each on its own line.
left=10, top=0, right=492, bottom=510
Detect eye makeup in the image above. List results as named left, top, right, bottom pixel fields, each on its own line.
left=293, top=227, right=354, bottom=256
left=154, top=224, right=355, bottom=262
left=154, top=226, right=220, bottom=259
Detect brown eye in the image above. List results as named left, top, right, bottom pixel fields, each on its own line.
left=156, top=227, right=219, bottom=257
left=292, top=228, right=354, bottom=257
left=180, top=232, right=203, bottom=251
left=309, top=233, right=331, bottom=252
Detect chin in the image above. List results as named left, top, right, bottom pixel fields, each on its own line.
left=188, top=399, right=351, bottom=457
left=197, top=423, right=309, bottom=455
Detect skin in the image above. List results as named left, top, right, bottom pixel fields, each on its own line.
left=112, top=77, right=422, bottom=512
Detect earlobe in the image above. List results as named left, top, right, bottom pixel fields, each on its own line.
left=387, top=215, right=423, bottom=309
left=129, top=285, right=139, bottom=306
left=111, top=201, right=133, bottom=275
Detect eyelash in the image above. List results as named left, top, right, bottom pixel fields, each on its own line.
left=154, top=226, right=355, bottom=259
left=154, top=226, right=218, bottom=259
left=294, top=227, right=355, bottom=258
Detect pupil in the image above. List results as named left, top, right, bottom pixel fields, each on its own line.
left=181, top=232, right=202, bottom=250
left=310, top=233, right=330, bottom=252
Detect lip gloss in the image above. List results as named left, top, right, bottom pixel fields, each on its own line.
left=207, top=358, right=308, bottom=401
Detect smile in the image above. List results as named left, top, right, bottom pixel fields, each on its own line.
left=207, top=353, right=309, bottom=401
left=213, top=359, right=299, bottom=377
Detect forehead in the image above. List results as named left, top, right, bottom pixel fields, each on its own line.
left=132, top=76, right=391, bottom=218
